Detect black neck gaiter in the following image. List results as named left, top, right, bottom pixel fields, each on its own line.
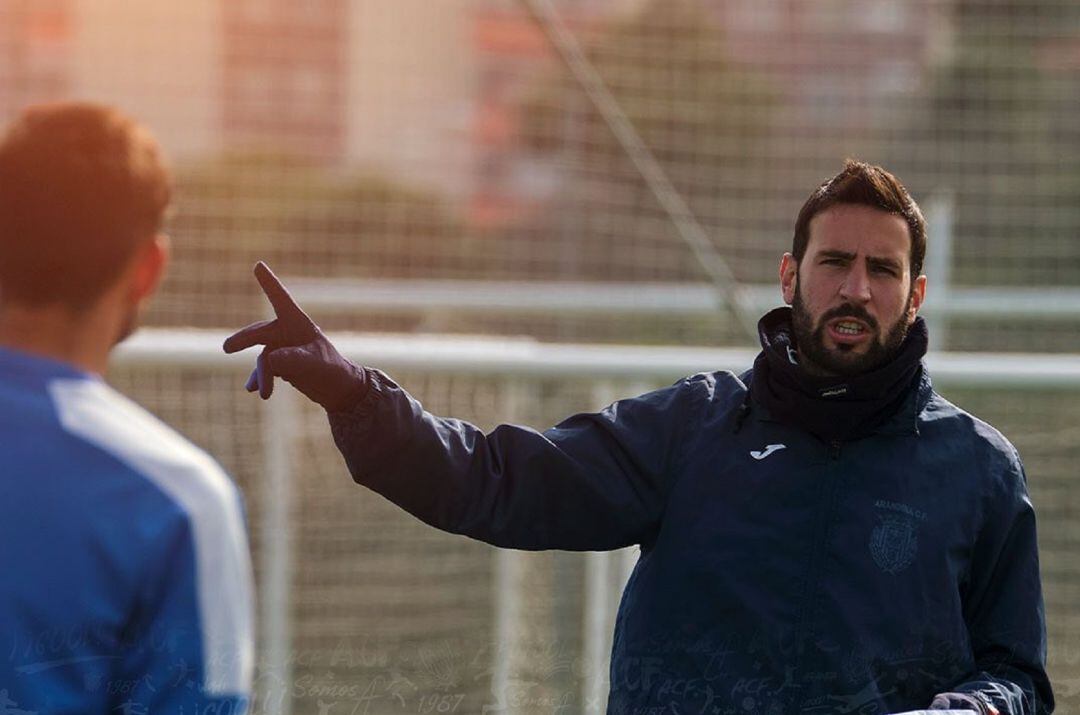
left=750, top=307, right=928, bottom=443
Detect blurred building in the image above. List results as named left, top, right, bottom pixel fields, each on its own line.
left=0, top=0, right=948, bottom=223
left=0, top=0, right=223, bottom=158
left=464, top=0, right=953, bottom=233
left=467, top=0, right=633, bottom=229
left=72, top=0, right=222, bottom=159
left=713, top=0, right=951, bottom=128
left=0, top=0, right=73, bottom=118
left=0, top=0, right=478, bottom=194
left=223, top=0, right=348, bottom=160
left=344, top=0, right=477, bottom=199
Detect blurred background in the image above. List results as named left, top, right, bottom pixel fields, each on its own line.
left=2, top=0, right=1078, bottom=712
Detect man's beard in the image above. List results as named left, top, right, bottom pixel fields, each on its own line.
left=791, top=286, right=913, bottom=377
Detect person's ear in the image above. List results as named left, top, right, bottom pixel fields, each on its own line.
left=908, top=273, right=927, bottom=322
left=131, top=233, right=170, bottom=304
left=780, top=253, right=798, bottom=305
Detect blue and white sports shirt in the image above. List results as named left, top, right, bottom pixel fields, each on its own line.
left=0, top=346, right=254, bottom=713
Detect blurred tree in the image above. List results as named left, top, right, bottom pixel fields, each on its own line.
left=899, top=0, right=1080, bottom=286
left=516, top=0, right=779, bottom=283
left=155, top=152, right=468, bottom=327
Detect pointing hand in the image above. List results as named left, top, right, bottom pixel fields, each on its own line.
left=223, top=262, right=367, bottom=412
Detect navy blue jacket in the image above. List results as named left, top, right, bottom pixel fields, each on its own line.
left=328, top=364, right=1053, bottom=714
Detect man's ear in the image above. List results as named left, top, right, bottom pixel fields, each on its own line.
left=780, top=253, right=798, bottom=305
left=131, top=233, right=170, bottom=304
left=908, top=273, right=927, bottom=322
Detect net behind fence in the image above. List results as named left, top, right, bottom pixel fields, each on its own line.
left=3, top=0, right=1078, bottom=710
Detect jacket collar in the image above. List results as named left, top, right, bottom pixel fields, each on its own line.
left=740, top=363, right=933, bottom=437
left=875, top=365, right=933, bottom=436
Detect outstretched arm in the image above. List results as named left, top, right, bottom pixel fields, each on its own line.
left=327, top=366, right=702, bottom=550
left=224, top=262, right=706, bottom=550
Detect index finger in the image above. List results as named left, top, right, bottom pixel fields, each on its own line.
left=223, top=319, right=279, bottom=353
left=254, top=261, right=303, bottom=319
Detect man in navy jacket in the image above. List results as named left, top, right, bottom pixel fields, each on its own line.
left=226, top=161, right=1053, bottom=714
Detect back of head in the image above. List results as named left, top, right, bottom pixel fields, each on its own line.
left=792, top=159, right=926, bottom=280
left=0, top=102, right=171, bottom=310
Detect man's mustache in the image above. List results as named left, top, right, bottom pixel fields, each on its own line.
left=818, top=304, right=879, bottom=332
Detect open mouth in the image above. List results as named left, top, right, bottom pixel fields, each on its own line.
left=827, top=318, right=872, bottom=344
left=834, top=320, right=866, bottom=335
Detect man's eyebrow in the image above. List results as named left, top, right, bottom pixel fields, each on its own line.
left=816, top=250, right=902, bottom=268
left=867, top=256, right=903, bottom=270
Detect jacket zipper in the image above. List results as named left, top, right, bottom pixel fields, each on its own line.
left=788, top=439, right=844, bottom=709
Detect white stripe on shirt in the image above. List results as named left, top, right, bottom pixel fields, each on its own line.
left=49, top=377, right=254, bottom=695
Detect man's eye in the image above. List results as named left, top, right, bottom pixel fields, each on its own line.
left=872, top=265, right=897, bottom=276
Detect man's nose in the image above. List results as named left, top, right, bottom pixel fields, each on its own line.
left=839, top=266, right=872, bottom=303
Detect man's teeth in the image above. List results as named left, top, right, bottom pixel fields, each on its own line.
left=836, top=321, right=864, bottom=335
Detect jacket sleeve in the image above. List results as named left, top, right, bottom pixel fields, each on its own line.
left=327, top=367, right=705, bottom=550
left=930, top=451, right=1055, bottom=714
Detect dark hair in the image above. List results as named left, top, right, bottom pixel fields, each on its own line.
left=792, top=160, right=926, bottom=281
left=0, top=102, right=171, bottom=308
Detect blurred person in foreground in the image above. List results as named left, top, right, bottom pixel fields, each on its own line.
left=226, top=161, right=1052, bottom=714
left=0, top=103, right=254, bottom=712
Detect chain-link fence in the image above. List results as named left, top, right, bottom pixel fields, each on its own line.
left=4, top=0, right=1078, bottom=712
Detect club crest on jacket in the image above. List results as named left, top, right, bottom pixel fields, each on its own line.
left=870, top=500, right=927, bottom=575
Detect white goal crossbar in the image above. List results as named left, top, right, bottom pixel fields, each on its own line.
left=117, top=328, right=1080, bottom=387
left=282, top=278, right=1080, bottom=322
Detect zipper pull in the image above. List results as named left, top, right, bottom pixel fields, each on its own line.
left=829, top=441, right=842, bottom=459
